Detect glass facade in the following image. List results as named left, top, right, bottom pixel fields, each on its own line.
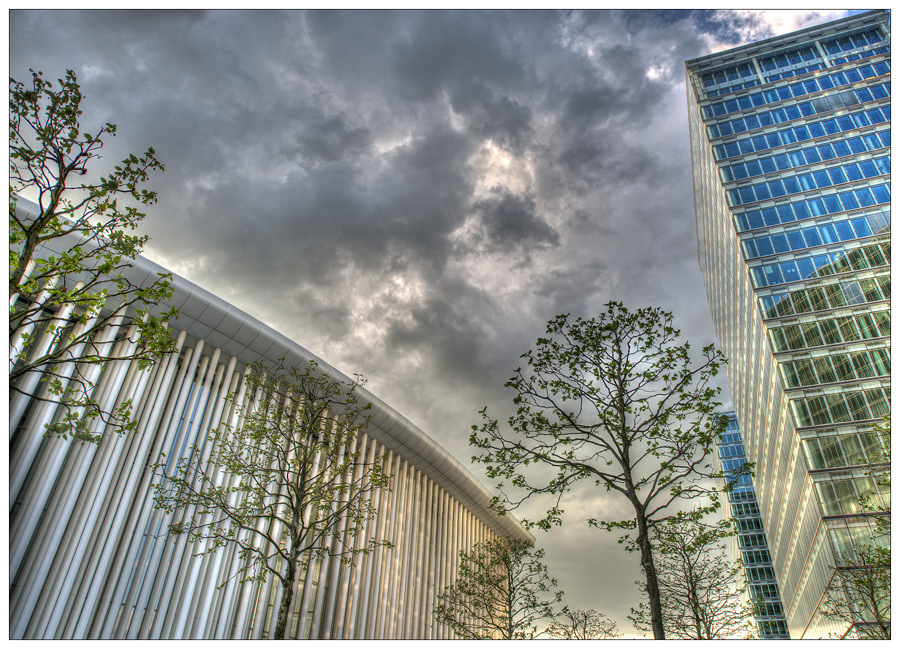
left=716, top=413, right=790, bottom=639
left=685, top=11, right=890, bottom=638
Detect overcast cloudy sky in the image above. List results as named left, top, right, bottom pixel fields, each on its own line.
left=11, top=8, right=859, bottom=636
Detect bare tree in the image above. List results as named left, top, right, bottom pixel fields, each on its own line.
left=433, top=538, right=562, bottom=639
left=628, top=518, right=755, bottom=639
left=10, top=69, right=176, bottom=441
left=822, top=544, right=890, bottom=639
left=152, top=360, right=390, bottom=639
left=547, top=607, right=621, bottom=639
left=470, top=302, right=731, bottom=639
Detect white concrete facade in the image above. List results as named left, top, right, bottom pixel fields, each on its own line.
left=9, top=198, right=532, bottom=639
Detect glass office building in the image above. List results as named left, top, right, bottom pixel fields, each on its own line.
left=685, top=11, right=890, bottom=638
left=716, top=413, right=790, bottom=639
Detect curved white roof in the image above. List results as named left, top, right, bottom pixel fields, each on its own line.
left=14, top=197, right=532, bottom=543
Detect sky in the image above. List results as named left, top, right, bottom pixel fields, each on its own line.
left=10, top=8, right=861, bottom=637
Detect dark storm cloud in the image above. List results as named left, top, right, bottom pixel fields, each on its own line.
left=10, top=9, right=853, bottom=633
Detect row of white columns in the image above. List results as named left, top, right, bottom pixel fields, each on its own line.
left=10, top=287, right=503, bottom=639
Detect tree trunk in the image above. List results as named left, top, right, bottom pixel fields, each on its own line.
left=274, top=545, right=300, bottom=639
left=636, top=515, right=665, bottom=639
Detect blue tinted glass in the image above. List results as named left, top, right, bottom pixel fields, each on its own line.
left=745, top=115, right=760, bottom=130
left=746, top=160, right=763, bottom=176
left=751, top=266, right=767, bottom=287
left=760, top=157, right=777, bottom=173
left=766, top=133, right=781, bottom=148
left=733, top=120, right=748, bottom=134
left=752, top=136, right=768, bottom=151
left=852, top=113, right=870, bottom=128
left=854, top=188, right=876, bottom=207
left=789, top=151, right=806, bottom=167
left=725, top=99, right=739, bottom=112
left=743, top=239, right=759, bottom=258
left=822, top=119, right=840, bottom=135
left=791, top=83, right=805, bottom=96
left=835, top=116, right=854, bottom=131
left=804, top=80, right=819, bottom=93
left=793, top=202, right=811, bottom=220
left=732, top=165, right=749, bottom=180
left=740, top=139, right=755, bottom=154
left=787, top=230, right=806, bottom=250
left=804, top=147, right=821, bottom=163
left=813, top=170, right=832, bottom=187
left=870, top=84, right=887, bottom=99
left=844, top=165, right=863, bottom=182
left=739, top=186, right=756, bottom=204
left=871, top=185, right=890, bottom=204
left=718, top=122, right=734, bottom=136
left=831, top=72, right=848, bottom=86
left=756, top=237, right=774, bottom=256
left=773, top=154, right=791, bottom=171
left=839, top=193, right=859, bottom=211
left=798, top=174, right=816, bottom=191
left=823, top=195, right=842, bottom=213
left=758, top=112, right=774, bottom=127
left=808, top=123, right=825, bottom=138
left=777, top=204, right=796, bottom=223
left=818, top=75, right=834, bottom=89
left=755, top=183, right=770, bottom=200
left=738, top=96, right=753, bottom=110
left=785, top=105, right=801, bottom=120
left=752, top=93, right=766, bottom=106
left=780, top=129, right=797, bottom=144
left=796, top=257, right=815, bottom=279
left=765, top=264, right=784, bottom=285
left=851, top=218, right=872, bottom=237
left=874, top=157, right=890, bottom=174
left=713, top=103, right=727, bottom=116
left=778, top=86, right=793, bottom=100
left=818, top=223, right=839, bottom=244
left=846, top=137, right=866, bottom=154
left=845, top=68, right=862, bottom=82
left=768, top=180, right=786, bottom=198
left=877, top=130, right=890, bottom=147
left=762, top=208, right=779, bottom=226
left=813, top=255, right=830, bottom=270
left=725, top=142, right=741, bottom=157
left=835, top=220, right=855, bottom=240
left=771, top=234, right=790, bottom=253
left=856, top=88, right=874, bottom=102
left=803, top=228, right=821, bottom=248
left=781, top=262, right=800, bottom=283
left=808, top=198, right=827, bottom=217
left=818, top=144, right=836, bottom=160
left=745, top=211, right=763, bottom=229
left=765, top=90, right=780, bottom=103
left=771, top=108, right=787, bottom=123
left=859, top=160, right=879, bottom=177
left=783, top=177, right=801, bottom=194
left=828, top=167, right=847, bottom=184
left=799, top=102, right=815, bottom=117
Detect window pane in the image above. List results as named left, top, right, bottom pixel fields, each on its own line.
left=850, top=351, right=876, bottom=378
left=826, top=394, right=851, bottom=423
left=819, top=319, right=841, bottom=344
left=864, top=389, right=889, bottom=419
left=845, top=392, right=870, bottom=421
left=814, top=357, right=836, bottom=384
left=796, top=359, right=817, bottom=385
left=832, top=354, right=856, bottom=380
left=820, top=435, right=845, bottom=464
left=807, top=396, right=831, bottom=425
left=801, top=322, right=823, bottom=347
left=784, top=324, right=805, bottom=350
left=855, top=313, right=878, bottom=339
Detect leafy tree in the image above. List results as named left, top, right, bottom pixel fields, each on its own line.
left=152, top=360, right=391, bottom=640
left=433, top=538, right=563, bottom=639
left=547, top=607, right=621, bottom=639
left=470, top=302, right=730, bottom=639
left=822, top=544, right=890, bottom=639
left=628, top=518, right=755, bottom=639
left=10, top=68, right=176, bottom=441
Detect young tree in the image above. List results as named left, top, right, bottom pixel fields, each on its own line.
left=433, top=538, right=563, bottom=639
left=470, top=302, right=730, bottom=639
left=628, top=519, right=755, bottom=639
left=10, top=69, right=176, bottom=441
left=821, top=415, right=890, bottom=640
left=152, top=360, right=391, bottom=640
left=822, top=544, right=890, bottom=639
left=547, top=607, right=621, bottom=639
